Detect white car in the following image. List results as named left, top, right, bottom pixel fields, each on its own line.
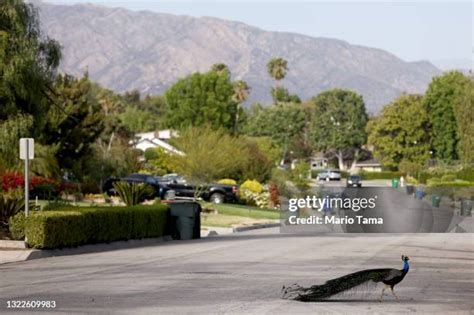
left=317, top=170, right=342, bottom=181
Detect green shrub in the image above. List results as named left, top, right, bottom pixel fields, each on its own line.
left=217, top=179, right=237, bottom=185
left=440, top=174, right=456, bottom=181
left=12, top=205, right=170, bottom=249
left=8, top=212, right=25, bottom=240
left=359, top=171, right=403, bottom=180
left=0, top=189, right=24, bottom=226
left=427, top=180, right=474, bottom=188
left=456, top=167, right=474, bottom=182
left=113, top=181, right=154, bottom=206
left=240, top=180, right=264, bottom=193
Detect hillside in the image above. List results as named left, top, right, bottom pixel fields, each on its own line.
left=35, top=1, right=441, bottom=112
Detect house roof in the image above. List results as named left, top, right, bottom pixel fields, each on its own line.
left=134, top=138, right=183, bottom=156
left=355, top=159, right=381, bottom=166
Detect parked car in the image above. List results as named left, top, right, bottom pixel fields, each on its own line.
left=346, top=175, right=362, bottom=187
left=317, top=170, right=342, bottom=181
left=103, top=173, right=239, bottom=204
left=159, top=174, right=239, bottom=204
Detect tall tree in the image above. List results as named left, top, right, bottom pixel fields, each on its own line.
left=0, top=0, right=61, bottom=128
left=211, top=63, right=230, bottom=76
left=267, top=58, right=288, bottom=83
left=309, top=89, right=368, bottom=170
left=453, top=78, right=474, bottom=165
left=164, top=70, right=237, bottom=130
left=232, top=80, right=250, bottom=133
left=424, top=71, right=471, bottom=163
left=367, top=94, right=430, bottom=170
left=41, top=74, right=105, bottom=176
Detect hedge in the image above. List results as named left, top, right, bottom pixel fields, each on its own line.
left=359, top=171, right=403, bottom=180
left=14, top=205, right=170, bottom=249
left=427, top=180, right=474, bottom=188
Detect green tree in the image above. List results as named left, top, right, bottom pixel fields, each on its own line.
left=232, top=80, right=250, bottom=133
left=424, top=71, right=471, bottom=162
left=171, top=127, right=248, bottom=198
left=0, top=0, right=61, bottom=127
left=267, top=58, right=288, bottom=83
left=237, top=137, right=281, bottom=182
left=164, top=70, right=237, bottom=130
left=41, top=74, right=105, bottom=175
left=244, top=103, right=307, bottom=147
left=309, top=89, right=368, bottom=170
left=142, top=147, right=175, bottom=176
left=211, top=63, right=230, bottom=76
left=367, top=94, right=430, bottom=169
left=453, top=78, right=474, bottom=164
left=271, top=86, right=301, bottom=104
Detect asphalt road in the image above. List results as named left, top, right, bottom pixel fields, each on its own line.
left=1, top=229, right=473, bottom=314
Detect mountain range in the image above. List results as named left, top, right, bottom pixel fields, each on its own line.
left=35, top=1, right=441, bottom=113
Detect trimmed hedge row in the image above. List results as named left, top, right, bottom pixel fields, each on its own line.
left=427, top=180, right=474, bottom=188
left=359, top=171, right=403, bottom=180
left=16, top=205, right=170, bottom=249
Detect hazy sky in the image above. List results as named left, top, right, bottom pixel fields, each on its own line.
left=43, top=0, right=473, bottom=65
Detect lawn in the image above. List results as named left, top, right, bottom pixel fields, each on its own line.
left=200, top=213, right=276, bottom=228
left=201, top=202, right=280, bottom=220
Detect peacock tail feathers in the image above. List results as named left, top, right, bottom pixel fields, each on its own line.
left=282, top=268, right=393, bottom=302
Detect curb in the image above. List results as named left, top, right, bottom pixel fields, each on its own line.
left=233, top=222, right=281, bottom=233
left=0, top=240, right=26, bottom=249
left=0, top=235, right=173, bottom=265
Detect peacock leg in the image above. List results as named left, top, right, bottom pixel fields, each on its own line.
left=379, top=285, right=388, bottom=302
left=390, top=287, right=400, bottom=302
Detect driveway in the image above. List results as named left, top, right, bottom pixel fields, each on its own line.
left=0, top=229, right=473, bottom=314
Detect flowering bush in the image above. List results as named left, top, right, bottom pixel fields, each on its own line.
left=241, top=190, right=270, bottom=208
left=1, top=171, right=69, bottom=199
left=240, top=179, right=264, bottom=193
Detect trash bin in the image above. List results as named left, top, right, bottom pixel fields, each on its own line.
left=415, top=187, right=425, bottom=200
left=460, top=199, right=472, bottom=216
left=431, top=195, right=441, bottom=208
left=169, top=201, right=201, bottom=240
left=406, top=185, right=414, bottom=194
left=391, top=179, right=399, bottom=188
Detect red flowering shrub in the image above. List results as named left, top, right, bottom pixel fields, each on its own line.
left=1, top=171, right=63, bottom=199
left=1, top=172, right=24, bottom=191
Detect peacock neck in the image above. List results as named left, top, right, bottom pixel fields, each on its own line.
left=402, top=261, right=410, bottom=273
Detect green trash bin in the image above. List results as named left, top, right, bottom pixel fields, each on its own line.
left=460, top=199, right=472, bottom=216
left=431, top=195, right=441, bottom=208
left=391, top=178, right=399, bottom=188
left=169, top=201, right=201, bottom=240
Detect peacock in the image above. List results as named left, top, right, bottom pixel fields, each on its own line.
left=282, top=255, right=410, bottom=302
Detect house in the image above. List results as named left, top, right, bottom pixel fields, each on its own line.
left=131, top=130, right=183, bottom=155
left=353, top=158, right=383, bottom=172
left=310, top=154, right=329, bottom=170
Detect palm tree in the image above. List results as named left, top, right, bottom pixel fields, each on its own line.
left=211, top=63, right=230, bottom=76
left=232, top=80, right=250, bottom=133
left=267, top=58, right=288, bottom=84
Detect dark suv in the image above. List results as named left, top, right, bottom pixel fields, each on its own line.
left=103, top=173, right=239, bottom=204
left=103, top=173, right=164, bottom=198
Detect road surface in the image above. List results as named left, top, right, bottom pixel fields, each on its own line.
left=1, top=229, right=473, bottom=314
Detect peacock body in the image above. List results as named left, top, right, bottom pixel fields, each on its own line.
left=282, top=255, right=410, bottom=302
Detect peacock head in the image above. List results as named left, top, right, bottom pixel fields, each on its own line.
left=401, top=255, right=410, bottom=262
